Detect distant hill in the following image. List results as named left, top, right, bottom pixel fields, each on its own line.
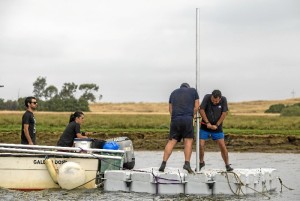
left=89, top=98, right=300, bottom=115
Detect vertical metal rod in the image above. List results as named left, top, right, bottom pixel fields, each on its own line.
left=195, top=8, right=200, bottom=172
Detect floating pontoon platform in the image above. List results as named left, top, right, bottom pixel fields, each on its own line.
left=104, top=167, right=278, bottom=196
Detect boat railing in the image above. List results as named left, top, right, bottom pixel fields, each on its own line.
left=0, top=143, right=124, bottom=160
left=0, top=143, right=124, bottom=153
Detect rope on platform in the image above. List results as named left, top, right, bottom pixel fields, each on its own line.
left=149, top=168, right=185, bottom=195
left=221, top=171, right=271, bottom=199
left=221, top=171, right=245, bottom=196
left=278, top=177, right=294, bottom=192
left=130, top=168, right=184, bottom=185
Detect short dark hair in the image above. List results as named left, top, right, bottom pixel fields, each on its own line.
left=212, top=90, right=222, bottom=98
left=180, top=83, right=190, bottom=88
left=24, top=96, right=36, bottom=108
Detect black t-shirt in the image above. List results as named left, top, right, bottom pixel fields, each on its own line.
left=57, top=121, right=81, bottom=147
left=200, top=94, right=228, bottom=132
left=21, top=110, right=36, bottom=144
left=169, top=86, right=199, bottom=120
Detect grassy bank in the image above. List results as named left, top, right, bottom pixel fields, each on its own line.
left=1, top=112, right=300, bottom=152
left=1, top=112, right=300, bottom=134
left=1, top=99, right=300, bottom=152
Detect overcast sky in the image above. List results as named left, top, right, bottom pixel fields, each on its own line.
left=0, top=0, right=299, bottom=103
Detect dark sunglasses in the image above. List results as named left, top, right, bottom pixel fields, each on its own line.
left=31, top=102, right=38, bottom=105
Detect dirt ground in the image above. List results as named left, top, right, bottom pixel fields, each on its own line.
left=1, top=132, right=299, bottom=153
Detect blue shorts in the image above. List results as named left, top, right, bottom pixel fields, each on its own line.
left=199, top=129, right=224, bottom=141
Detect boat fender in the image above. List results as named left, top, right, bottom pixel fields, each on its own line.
left=45, top=158, right=58, bottom=184
left=57, top=162, right=86, bottom=190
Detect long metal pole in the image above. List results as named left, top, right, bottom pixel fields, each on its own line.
left=195, top=8, right=200, bottom=172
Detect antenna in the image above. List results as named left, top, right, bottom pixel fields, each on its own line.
left=291, top=89, right=295, bottom=98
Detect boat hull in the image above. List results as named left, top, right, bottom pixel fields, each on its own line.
left=0, top=153, right=99, bottom=190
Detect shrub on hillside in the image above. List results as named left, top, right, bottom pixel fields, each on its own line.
left=265, top=104, right=285, bottom=113
left=280, top=103, right=300, bottom=116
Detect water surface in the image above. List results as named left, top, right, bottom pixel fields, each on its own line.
left=0, top=151, right=299, bottom=200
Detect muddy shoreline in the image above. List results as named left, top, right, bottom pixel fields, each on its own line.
left=1, top=132, right=299, bottom=153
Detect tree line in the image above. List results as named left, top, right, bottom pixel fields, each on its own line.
left=0, top=76, right=101, bottom=111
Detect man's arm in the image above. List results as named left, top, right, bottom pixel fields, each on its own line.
left=193, top=99, right=200, bottom=126
left=194, top=99, right=200, bottom=115
left=23, top=124, right=33, bottom=145
left=200, top=108, right=215, bottom=130
left=76, top=133, right=88, bottom=138
left=216, top=112, right=227, bottom=127
left=199, top=109, right=209, bottom=124
left=169, top=103, right=172, bottom=116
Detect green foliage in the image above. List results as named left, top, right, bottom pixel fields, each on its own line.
left=281, top=103, right=300, bottom=116
left=37, top=97, right=89, bottom=112
left=0, top=77, right=99, bottom=112
left=265, top=104, right=285, bottom=113
left=79, top=83, right=99, bottom=102
left=59, top=82, right=78, bottom=99
left=44, top=85, right=58, bottom=100
left=0, top=98, right=20, bottom=110
left=265, top=102, right=300, bottom=116
left=33, top=76, right=47, bottom=99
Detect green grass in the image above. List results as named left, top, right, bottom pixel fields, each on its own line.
left=1, top=113, right=300, bottom=135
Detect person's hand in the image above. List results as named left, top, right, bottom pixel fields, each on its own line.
left=207, top=123, right=212, bottom=129
left=211, top=125, right=218, bottom=130
left=84, top=132, right=96, bottom=137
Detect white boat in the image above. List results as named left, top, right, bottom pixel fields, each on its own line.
left=0, top=139, right=282, bottom=196
left=0, top=137, right=135, bottom=191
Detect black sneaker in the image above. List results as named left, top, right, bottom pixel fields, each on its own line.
left=226, top=164, right=233, bottom=172
left=183, top=164, right=195, bottom=174
left=195, top=161, right=205, bottom=171
left=159, top=162, right=166, bottom=172
left=200, top=162, right=205, bottom=170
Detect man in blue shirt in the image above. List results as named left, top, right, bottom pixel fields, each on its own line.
left=159, top=83, right=199, bottom=174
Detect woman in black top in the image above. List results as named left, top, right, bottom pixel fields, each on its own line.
left=57, top=111, right=88, bottom=147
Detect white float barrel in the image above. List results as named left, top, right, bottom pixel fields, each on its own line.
left=57, top=162, right=86, bottom=190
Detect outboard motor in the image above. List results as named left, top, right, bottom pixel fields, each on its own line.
left=106, top=137, right=135, bottom=169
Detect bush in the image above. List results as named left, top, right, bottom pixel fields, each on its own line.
left=265, top=104, right=285, bottom=113
left=281, top=104, right=300, bottom=116
left=0, top=97, right=89, bottom=112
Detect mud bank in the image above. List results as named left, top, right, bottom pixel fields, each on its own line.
left=1, top=132, right=299, bottom=153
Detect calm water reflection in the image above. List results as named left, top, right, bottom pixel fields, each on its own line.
left=0, top=151, right=299, bottom=200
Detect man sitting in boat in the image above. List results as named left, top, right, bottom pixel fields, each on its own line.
left=57, top=111, right=88, bottom=147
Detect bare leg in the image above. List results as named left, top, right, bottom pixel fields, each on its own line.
left=200, top=139, right=206, bottom=163
left=159, top=139, right=177, bottom=172
left=183, top=138, right=195, bottom=174
left=216, top=139, right=229, bottom=165
left=162, top=139, right=177, bottom=161
left=183, top=138, right=193, bottom=162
